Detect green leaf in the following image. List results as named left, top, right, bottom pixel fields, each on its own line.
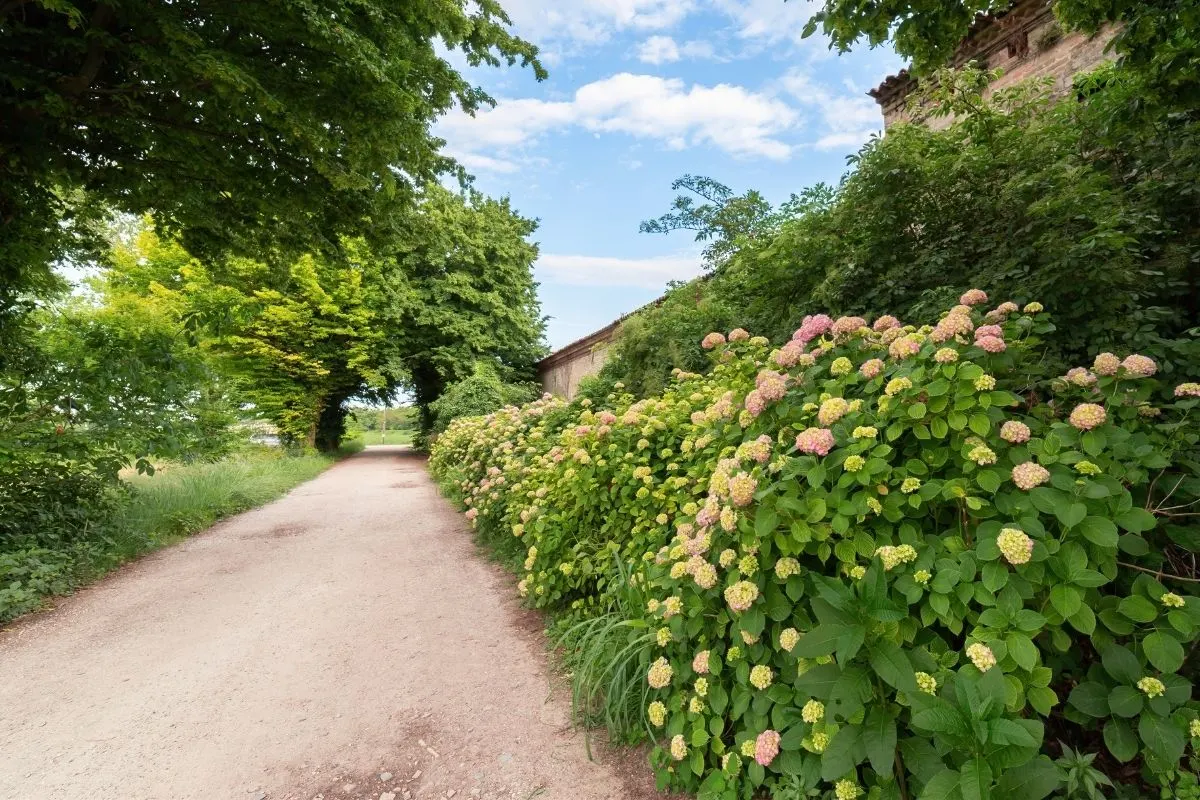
left=1100, top=644, right=1142, bottom=684
left=919, top=769, right=963, bottom=800
left=1143, top=631, right=1185, bottom=672
left=1139, top=714, right=1186, bottom=764
left=976, top=470, right=1001, bottom=493
left=913, top=703, right=969, bottom=737
left=793, top=623, right=849, bottom=658
left=910, top=402, right=927, bottom=419
left=987, top=718, right=1041, bottom=748
left=869, top=642, right=916, bottom=691
left=755, top=506, right=778, bottom=537
left=959, top=758, right=992, bottom=800
left=1107, top=686, right=1144, bottom=717
left=1005, top=633, right=1038, bottom=671
left=1068, top=682, right=1110, bottom=717
left=820, top=724, right=862, bottom=781
left=968, top=413, right=991, bottom=437
left=1103, top=718, right=1139, bottom=762
left=863, top=708, right=898, bottom=775
left=1049, top=585, right=1082, bottom=618
left=1118, top=595, right=1158, bottom=623
left=1115, top=507, right=1157, bottom=533
left=994, top=755, right=1060, bottom=800
left=1056, top=503, right=1087, bottom=529
left=1078, top=516, right=1119, bottom=548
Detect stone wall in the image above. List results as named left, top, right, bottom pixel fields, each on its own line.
left=536, top=324, right=618, bottom=399
left=872, top=1, right=1117, bottom=129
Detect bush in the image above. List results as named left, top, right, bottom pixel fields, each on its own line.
left=430, top=295, right=1200, bottom=798
left=425, top=361, right=540, bottom=440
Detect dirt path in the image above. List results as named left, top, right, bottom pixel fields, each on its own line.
left=0, top=447, right=657, bottom=800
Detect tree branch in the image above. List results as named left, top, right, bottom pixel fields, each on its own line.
left=60, top=3, right=116, bottom=100
left=1118, top=561, right=1200, bottom=584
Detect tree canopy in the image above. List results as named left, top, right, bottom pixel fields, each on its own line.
left=0, top=0, right=544, bottom=301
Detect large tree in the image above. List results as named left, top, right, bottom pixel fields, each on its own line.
left=0, top=0, right=544, bottom=304
left=804, top=0, right=1200, bottom=100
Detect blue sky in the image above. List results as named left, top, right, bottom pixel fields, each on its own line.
left=438, top=0, right=904, bottom=351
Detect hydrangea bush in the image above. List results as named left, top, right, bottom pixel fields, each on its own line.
left=429, top=295, right=1200, bottom=799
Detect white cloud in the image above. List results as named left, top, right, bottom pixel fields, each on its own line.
left=536, top=252, right=704, bottom=289
left=637, top=35, right=680, bottom=64
left=448, top=151, right=521, bottom=173
left=439, top=72, right=801, bottom=170
left=499, top=0, right=696, bottom=49
left=710, top=0, right=820, bottom=47
left=636, top=35, right=716, bottom=63
left=780, top=69, right=882, bottom=149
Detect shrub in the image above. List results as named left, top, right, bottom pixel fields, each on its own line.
left=430, top=296, right=1200, bottom=798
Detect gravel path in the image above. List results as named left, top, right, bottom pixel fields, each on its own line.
left=0, top=446, right=658, bottom=800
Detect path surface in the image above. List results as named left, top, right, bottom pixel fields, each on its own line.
left=0, top=447, right=656, bottom=800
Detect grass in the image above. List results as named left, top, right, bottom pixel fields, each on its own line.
left=358, top=428, right=415, bottom=446
left=1, top=447, right=342, bottom=623
left=111, top=447, right=336, bottom=556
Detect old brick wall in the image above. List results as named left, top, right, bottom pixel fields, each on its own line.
left=537, top=340, right=611, bottom=399
left=876, top=2, right=1118, bottom=129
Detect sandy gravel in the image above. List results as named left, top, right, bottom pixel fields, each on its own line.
left=0, top=446, right=659, bottom=800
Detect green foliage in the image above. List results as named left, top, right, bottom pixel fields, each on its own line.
left=0, top=447, right=334, bottom=622
left=431, top=299, right=1200, bottom=798
left=610, top=71, right=1200, bottom=393
left=427, top=361, right=539, bottom=437
left=0, top=0, right=543, bottom=300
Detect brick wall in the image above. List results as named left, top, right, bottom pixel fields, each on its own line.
left=874, top=1, right=1117, bottom=129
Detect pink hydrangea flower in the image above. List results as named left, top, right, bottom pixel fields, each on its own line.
left=888, top=335, right=921, bottom=360
left=1122, top=354, right=1157, bottom=377
left=831, top=315, right=867, bottom=338
left=1176, top=382, right=1200, bottom=398
left=793, top=314, right=833, bottom=345
left=974, top=325, right=1003, bottom=340
left=744, top=390, right=766, bottom=417
left=773, top=341, right=805, bottom=368
left=1012, top=462, right=1051, bottom=490
left=1093, top=352, right=1120, bottom=376
left=1069, top=403, right=1107, bottom=431
left=873, top=315, right=900, bottom=331
left=1000, top=420, right=1031, bottom=443
left=755, top=370, right=788, bottom=402
left=960, top=289, right=989, bottom=306
left=995, top=302, right=1018, bottom=315
left=729, top=328, right=750, bottom=342
left=597, top=411, right=617, bottom=425
left=693, top=650, right=710, bottom=675
left=932, top=313, right=973, bottom=343
left=859, top=358, right=885, bottom=378
left=1065, top=367, right=1097, bottom=387
left=977, top=335, right=1007, bottom=353
left=690, top=411, right=705, bottom=425
left=795, top=427, right=836, bottom=456
left=754, top=730, right=781, bottom=767
left=701, top=332, right=725, bottom=350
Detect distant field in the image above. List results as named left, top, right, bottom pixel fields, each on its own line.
left=361, top=428, right=414, bottom=446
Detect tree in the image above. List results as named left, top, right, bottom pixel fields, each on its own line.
left=639, top=175, right=790, bottom=271
left=106, top=227, right=401, bottom=450
left=0, top=0, right=545, bottom=305
left=803, top=0, right=1200, bottom=104
left=390, top=185, right=546, bottom=434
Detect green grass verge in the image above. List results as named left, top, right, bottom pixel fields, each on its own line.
left=358, top=428, right=414, bottom=446
left=1, top=447, right=344, bottom=623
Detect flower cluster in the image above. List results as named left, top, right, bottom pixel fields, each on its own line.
left=997, top=528, right=1034, bottom=565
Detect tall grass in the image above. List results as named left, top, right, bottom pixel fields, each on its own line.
left=1, top=447, right=339, bottom=623
left=111, top=448, right=335, bottom=557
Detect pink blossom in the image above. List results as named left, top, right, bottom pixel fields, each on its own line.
left=859, top=358, right=885, bottom=378
left=977, top=336, right=1006, bottom=353
left=932, top=313, right=973, bottom=343
left=975, top=325, right=1004, bottom=340
left=1122, top=354, right=1157, bottom=377
left=773, top=341, right=805, bottom=368
left=1012, top=462, right=1051, bottom=490
left=1000, top=421, right=1031, bottom=443
left=744, top=390, right=766, bottom=418
left=755, top=370, right=788, bottom=402
left=888, top=335, right=921, bottom=360
left=831, top=316, right=867, bottom=338
left=1175, top=382, right=1200, bottom=398
left=960, top=289, right=989, bottom=306
left=693, top=651, right=710, bottom=674
left=1069, top=403, right=1107, bottom=431
left=729, top=328, right=750, bottom=342
left=701, top=332, right=725, bottom=350
left=1093, top=352, right=1120, bottom=376
left=795, top=427, right=836, bottom=456
left=1065, top=367, right=1097, bottom=387
left=755, top=730, right=781, bottom=766
left=873, top=315, right=901, bottom=332
left=597, top=411, right=617, bottom=425
left=793, top=314, right=833, bottom=345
